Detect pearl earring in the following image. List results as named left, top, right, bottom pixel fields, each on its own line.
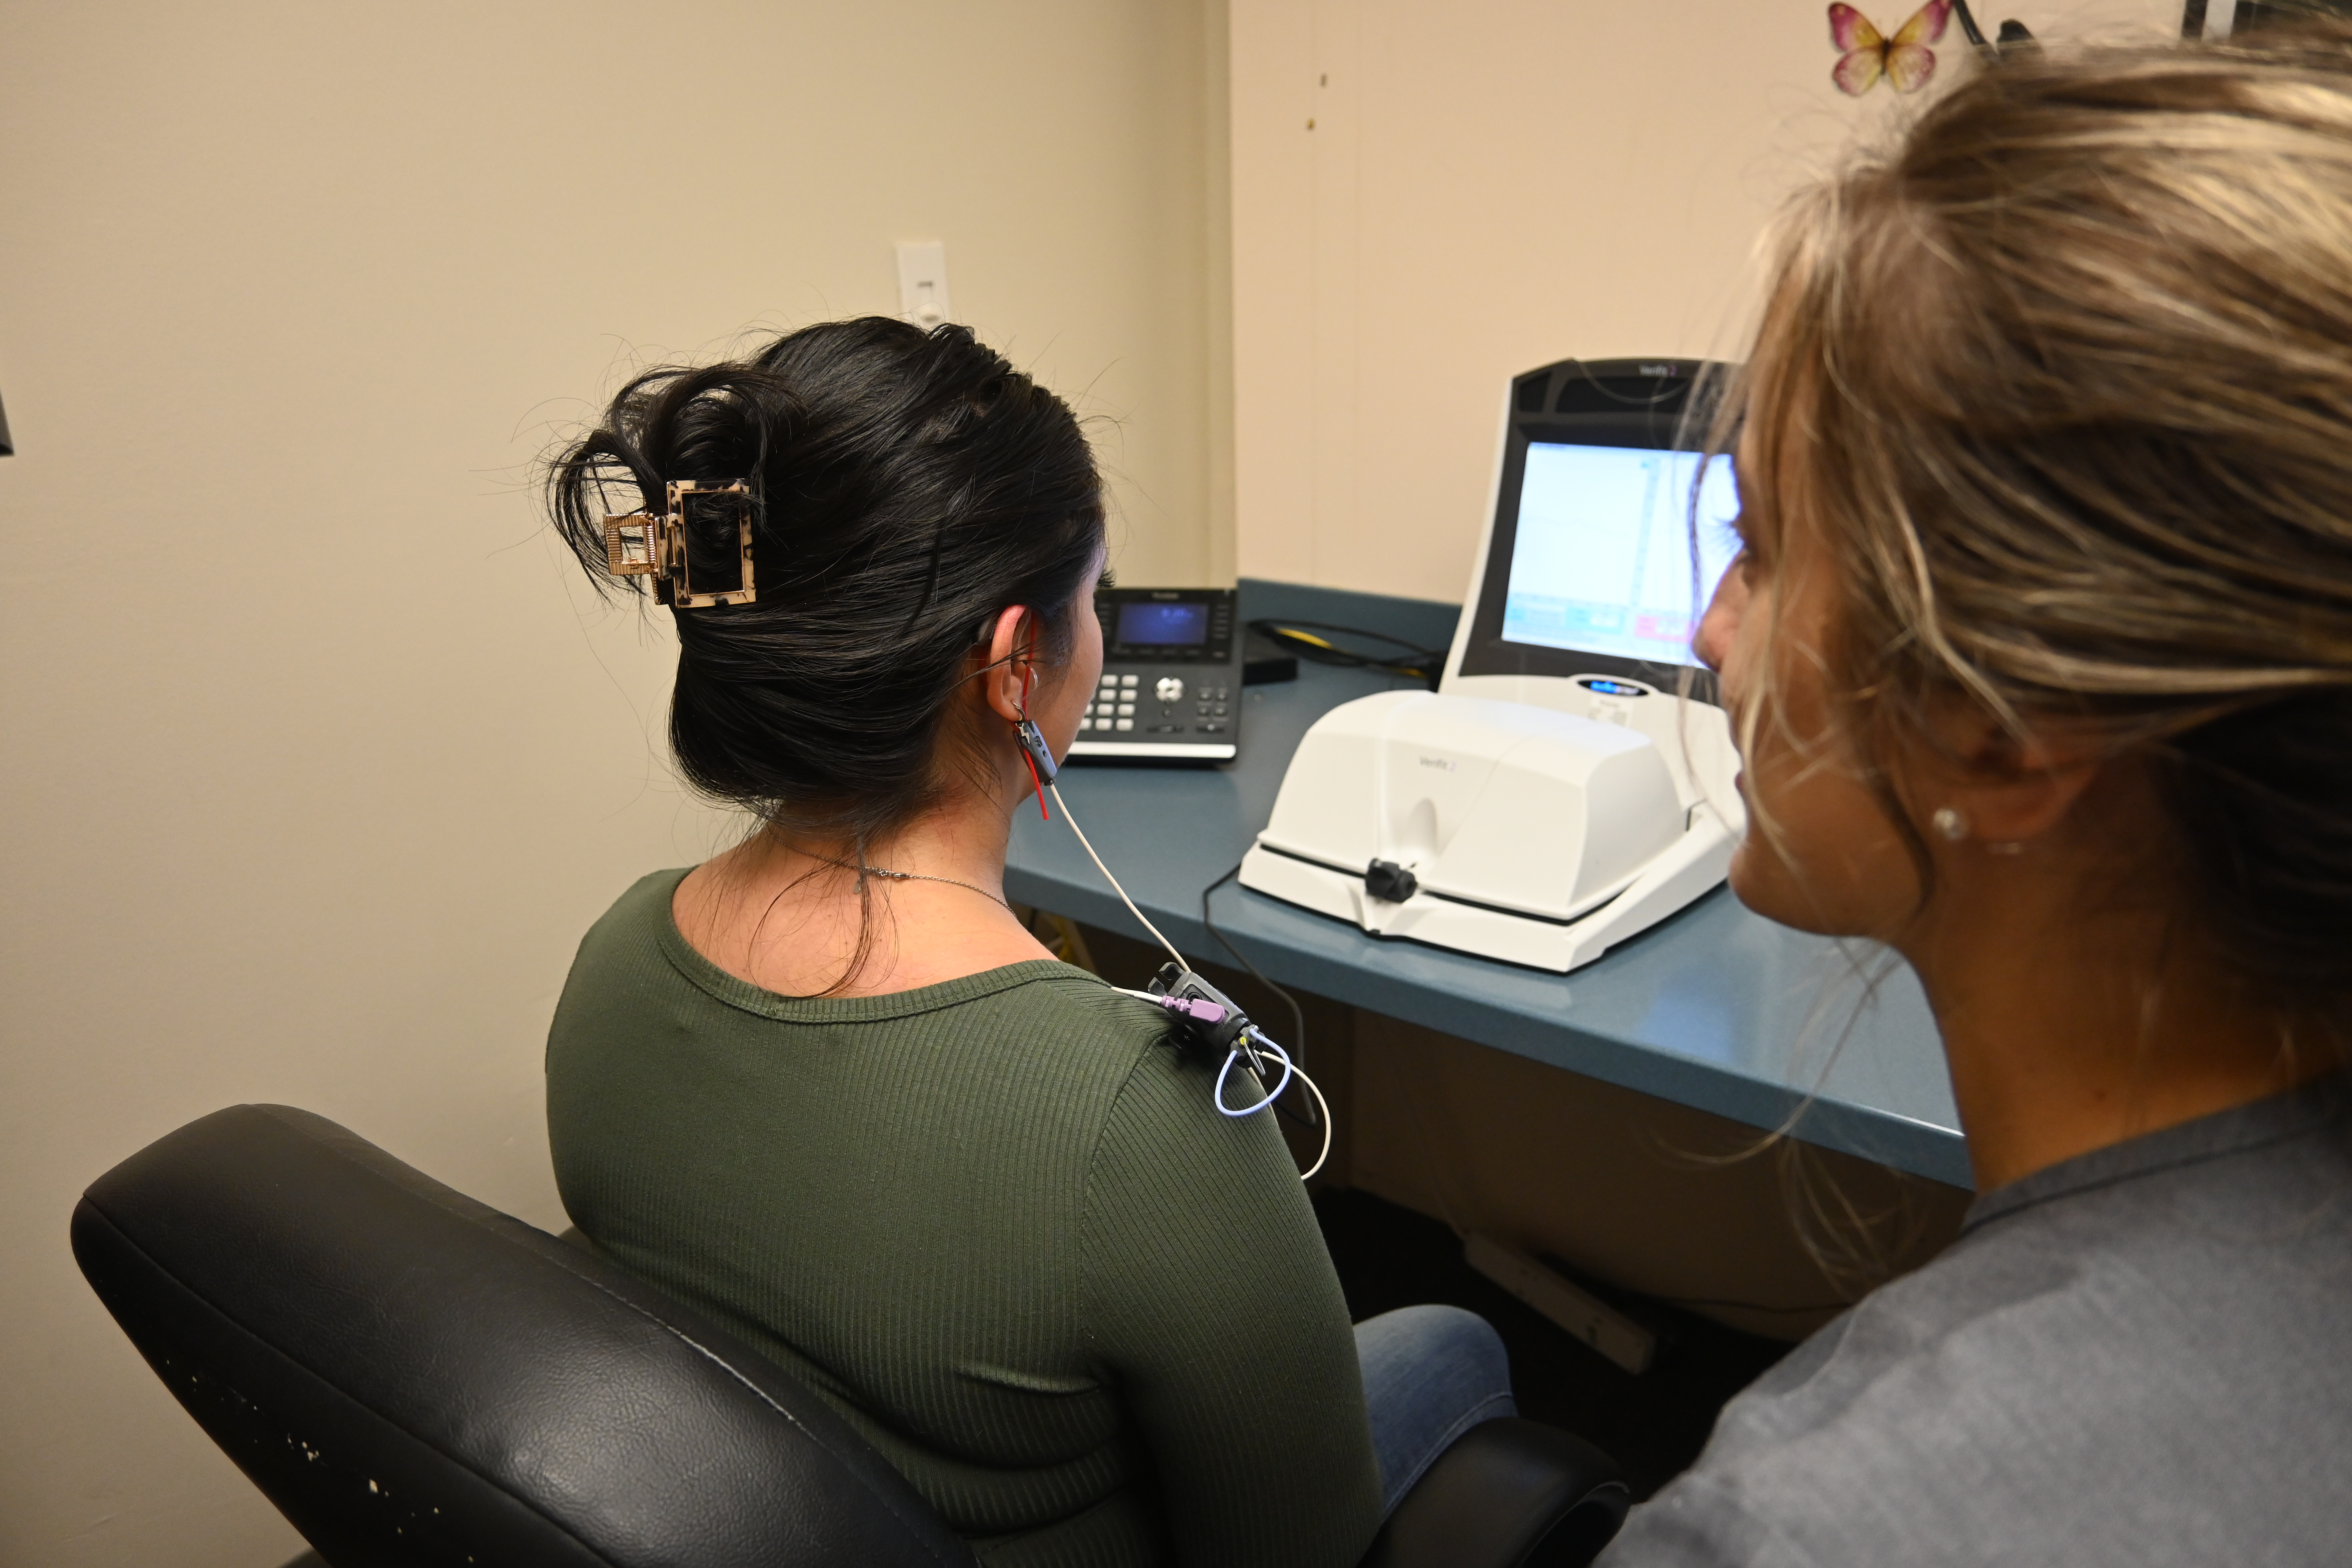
left=1931, top=806, right=1969, bottom=843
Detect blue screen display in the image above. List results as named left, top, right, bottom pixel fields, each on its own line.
left=1116, top=601, right=1209, bottom=646
left=1499, top=443, right=1740, bottom=668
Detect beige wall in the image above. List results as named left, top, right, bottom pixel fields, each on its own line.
left=1228, top=0, right=2185, bottom=600
left=0, top=3, right=1225, bottom=1564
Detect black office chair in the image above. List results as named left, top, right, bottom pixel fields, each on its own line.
left=72, top=1105, right=1629, bottom=1568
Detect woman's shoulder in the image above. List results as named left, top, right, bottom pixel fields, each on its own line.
left=942, top=963, right=1183, bottom=1062
left=945, top=968, right=1246, bottom=1133
left=1605, top=1105, right=2352, bottom=1567
left=572, top=866, right=694, bottom=956
left=877, top=963, right=1304, bottom=1187
left=550, top=867, right=694, bottom=1009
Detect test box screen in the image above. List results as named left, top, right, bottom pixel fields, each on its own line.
left=1500, top=443, right=1740, bottom=669
left=1116, top=601, right=1210, bottom=646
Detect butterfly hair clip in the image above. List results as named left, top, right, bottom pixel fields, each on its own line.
left=1829, top=0, right=1950, bottom=95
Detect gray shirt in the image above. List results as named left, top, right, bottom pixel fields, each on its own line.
left=1599, top=1083, right=2352, bottom=1566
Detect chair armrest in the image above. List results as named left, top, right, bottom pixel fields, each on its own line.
left=1361, top=1418, right=1631, bottom=1568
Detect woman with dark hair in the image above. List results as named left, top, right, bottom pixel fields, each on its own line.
left=1598, top=25, right=2352, bottom=1565
left=539, top=318, right=1509, bottom=1568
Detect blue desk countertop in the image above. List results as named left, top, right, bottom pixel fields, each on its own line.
left=1007, top=581, right=1969, bottom=1190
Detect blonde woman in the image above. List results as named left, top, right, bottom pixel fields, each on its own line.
left=1601, top=26, right=2352, bottom=1565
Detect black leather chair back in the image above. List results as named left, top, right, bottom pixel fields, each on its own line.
left=71, top=1104, right=976, bottom=1568
left=1363, top=1419, right=1628, bottom=1568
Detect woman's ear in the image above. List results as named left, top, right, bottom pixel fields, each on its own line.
left=1923, top=698, right=2106, bottom=847
left=982, top=605, right=1036, bottom=725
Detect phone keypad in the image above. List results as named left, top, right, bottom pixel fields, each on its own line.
left=1074, top=589, right=1239, bottom=754
left=1077, top=675, right=1235, bottom=738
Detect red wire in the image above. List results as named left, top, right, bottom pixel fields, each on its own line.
left=1018, top=663, right=1048, bottom=821
left=1023, top=746, right=1049, bottom=822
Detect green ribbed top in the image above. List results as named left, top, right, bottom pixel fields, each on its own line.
left=545, top=870, right=1383, bottom=1568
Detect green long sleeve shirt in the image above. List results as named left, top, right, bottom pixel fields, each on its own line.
left=545, top=870, right=1383, bottom=1568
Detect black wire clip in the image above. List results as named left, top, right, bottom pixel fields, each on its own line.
left=1146, top=962, right=1266, bottom=1073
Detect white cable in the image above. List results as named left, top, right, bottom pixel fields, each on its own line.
left=1056, top=783, right=1332, bottom=1182
left=1103, top=998, right=1333, bottom=1183
left=1242, top=1026, right=1331, bottom=1180
left=1291, top=1058, right=1334, bottom=1181
left=1049, top=782, right=1187, bottom=972
left=1215, top=1039, right=1296, bottom=1115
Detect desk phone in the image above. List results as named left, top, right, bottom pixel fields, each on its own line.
left=1070, top=587, right=1241, bottom=762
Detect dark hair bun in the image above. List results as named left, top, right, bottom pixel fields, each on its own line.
left=549, top=318, right=1104, bottom=839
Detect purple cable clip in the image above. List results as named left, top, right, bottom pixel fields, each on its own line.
left=1162, top=996, right=1228, bottom=1026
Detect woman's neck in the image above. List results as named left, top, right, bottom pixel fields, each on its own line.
left=1900, top=841, right=2323, bottom=1193
left=672, top=785, right=1056, bottom=999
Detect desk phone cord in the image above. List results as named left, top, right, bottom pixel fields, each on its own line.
left=1015, top=714, right=1332, bottom=1181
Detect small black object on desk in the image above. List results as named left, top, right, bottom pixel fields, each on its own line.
left=1244, top=624, right=1301, bottom=686
left=1247, top=618, right=1446, bottom=691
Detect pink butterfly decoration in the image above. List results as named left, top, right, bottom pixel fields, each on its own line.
left=1829, top=0, right=1950, bottom=95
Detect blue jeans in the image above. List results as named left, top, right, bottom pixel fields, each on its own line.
left=1356, top=1304, right=1517, bottom=1516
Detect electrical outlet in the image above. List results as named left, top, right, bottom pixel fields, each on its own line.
left=896, top=241, right=951, bottom=330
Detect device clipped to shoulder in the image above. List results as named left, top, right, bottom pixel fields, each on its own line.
left=1024, top=721, right=1330, bottom=1175
left=1132, top=962, right=1306, bottom=1123
left=604, top=479, right=757, bottom=609
left=1143, top=963, right=1252, bottom=1059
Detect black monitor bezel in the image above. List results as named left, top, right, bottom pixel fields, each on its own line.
left=1457, top=398, right=1730, bottom=707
